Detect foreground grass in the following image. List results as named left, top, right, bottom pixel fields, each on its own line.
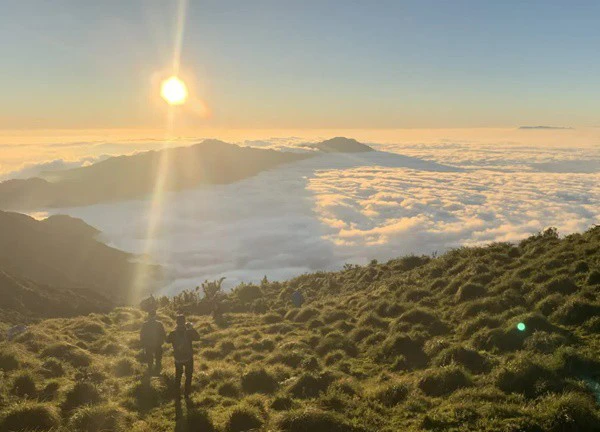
left=1, top=227, right=599, bottom=431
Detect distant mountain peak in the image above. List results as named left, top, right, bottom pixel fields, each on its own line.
left=305, top=137, right=374, bottom=153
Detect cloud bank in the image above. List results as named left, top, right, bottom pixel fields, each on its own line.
left=38, top=137, right=599, bottom=294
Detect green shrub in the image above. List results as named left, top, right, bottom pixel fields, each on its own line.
left=62, top=382, right=103, bottom=413
left=455, top=283, right=487, bottom=302
left=379, top=334, right=428, bottom=369
left=552, top=299, right=600, bottom=325
left=187, top=408, right=216, bottom=432
left=536, top=294, right=563, bottom=316
left=357, top=313, right=387, bottom=329
left=288, top=372, right=335, bottom=398
left=0, top=345, right=21, bottom=372
left=471, top=327, right=524, bottom=352
left=315, top=333, right=357, bottom=357
left=218, top=381, right=241, bottom=398
left=371, top=382, right=410, bottom=407
left=225, top=407, right=263, bottom=432
left=524, top=331, right=568, bottom=354
left=321, top=309, right=349, bottom=324
left=241, top=368, right=278, bottom=394
left=545, top=276, right=579, bottom=295
left=69, top=403, right=127, bottom=432
left=113, top=358, right=137, bottom=377
left=0, top=402, right=60, bottom=431
left=278, top=409, right=367, bottom=432
left=235, top=284, right=263, bottom=304
left=40, top=358, right=65, bottom=378
left=587, top=270, right=600, bottom=286
left=573, top=261, right=590, bottom=273
left=38, top=382, right=60, bottom=402
left=262, top=313, right=283, bottom=324
left=41, top=343, right=91, bottom=367
left=418, top=365, right=472, bottom=396
left=538, top=392, right=600, bottom=432
left=433, top=345, right=490, bottom=374
left=324, top=350, right=345, bottom=366
left=294, top=307, right=320, bottom=323
left=271, top=395, right=294, bottom=411
left=10, top=371, right=37, bottom=399
left=494, top=357, right=558, bottom=398
left=128, top=378, right=164, bottom=412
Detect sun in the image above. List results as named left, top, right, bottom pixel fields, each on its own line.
left=160, top=76, right=188, bottom=105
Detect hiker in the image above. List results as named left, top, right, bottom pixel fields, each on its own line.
left=139, top=309, right=166, bottom=372
left=291, top=290, right=304, bottom=308
left=167, top=314, right=200, bottom=398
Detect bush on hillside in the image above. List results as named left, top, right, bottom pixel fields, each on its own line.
left=538, top=392, right=600, bottom=432
left=432, top=345, right=491, bottom=374
left=0, top=345, right=21, bottom=372
left=225, top=406, right=263, bottom=432
left=241, top=368, right=278, bottom=394
left=315, top=333, right=358, bottom=357
left=278, top=409, right=367, bottom=432
left=187, top=408, right=216, bottom=432
left=69, top=403, right=127, bottom=432
left=455, top=283, right=487, bottom=302
left=41, top=342, right=91, bottom=367
left=234, top=284, right=263, bottom=304
left=545, top=276, right=578, bottom=295
left=0, top=402, right=61, bottom=431
left=370, top=382, right=410, bottom=407
left=113, top=358, right=137, bottom=377
left=552, top=299, right=600, bottom=325
left=524, top=331, right=569, bottom=354
left=587, top=270, right=600, bottom=286
left=494, top=357, right=559, bottom=398
left=11, top=371, right=38, bottom=398
left=418, top=366, right=472, bottom=397
left=62, top=382, right=103, bottom=413
left=288, top=372, right=335, bottom=399
left=38, top=381, right=60, bottom=402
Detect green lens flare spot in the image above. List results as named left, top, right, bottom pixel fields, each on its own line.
left=517, top=322, right=526, bottom=332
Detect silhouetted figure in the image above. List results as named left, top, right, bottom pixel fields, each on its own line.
left=139, top=309, right=166, bottom=372
left=167, top=314, right=200, bottom=398
left=291, top=290, right=304, bottom=308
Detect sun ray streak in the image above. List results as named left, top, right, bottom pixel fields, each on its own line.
left=132, top=0, right=188, bottom=301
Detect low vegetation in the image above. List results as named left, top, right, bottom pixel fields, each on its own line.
left=1, top=226, right=599, bottom=431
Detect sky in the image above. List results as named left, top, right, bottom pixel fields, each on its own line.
left=1, top=0, right=600, bottom=130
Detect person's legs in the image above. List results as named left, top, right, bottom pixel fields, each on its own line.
left=145, top=347, right=153, bottom=369
left=184, top=359, right=193, bottom=397
left=154, top=346, right=162, bottom=371
left=175, top=362, right=183, bottom=397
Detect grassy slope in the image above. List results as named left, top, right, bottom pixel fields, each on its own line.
left=0, top=227, right=599, bottom=431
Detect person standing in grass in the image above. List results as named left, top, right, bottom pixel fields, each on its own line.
left=167, top=314, right=200, bottom=398
left=139, top=309, right=166, bottom=373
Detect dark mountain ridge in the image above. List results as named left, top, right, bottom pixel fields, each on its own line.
left=0, top=140, right=312, bottom=210
left=0, top=211, right=159, bottom=306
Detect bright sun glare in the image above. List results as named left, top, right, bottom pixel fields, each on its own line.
left=160, top=76, right=188, bottom=105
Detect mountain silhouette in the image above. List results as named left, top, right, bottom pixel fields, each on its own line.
left=0, top=211, right=159, bottom=306
left=303, top=136, right=374, bottom=153
left=0, top=140, right=312, bottom=210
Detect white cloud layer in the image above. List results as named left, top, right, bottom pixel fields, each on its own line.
left=32, top=136, right=599, bottom=295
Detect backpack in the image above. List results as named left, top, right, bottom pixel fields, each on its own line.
left=172, top=330, right=193, bottom=363
left=141, top=320, right=164, bottom=348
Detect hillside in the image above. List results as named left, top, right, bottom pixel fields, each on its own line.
left=0, top=140, right=312, bottom=210
left=0, top=211, right=160, bottom=306
left=0, top=270, right=113, bottom=324
left=1, top=227, right=599, bottom=431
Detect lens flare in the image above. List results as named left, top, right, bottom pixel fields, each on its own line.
left=517, top=322, right=526, bottom=331
left=161, top=76, right=188, bottom=105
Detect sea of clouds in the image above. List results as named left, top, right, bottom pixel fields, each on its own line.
left=4, top=130, right=599, bottom=294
